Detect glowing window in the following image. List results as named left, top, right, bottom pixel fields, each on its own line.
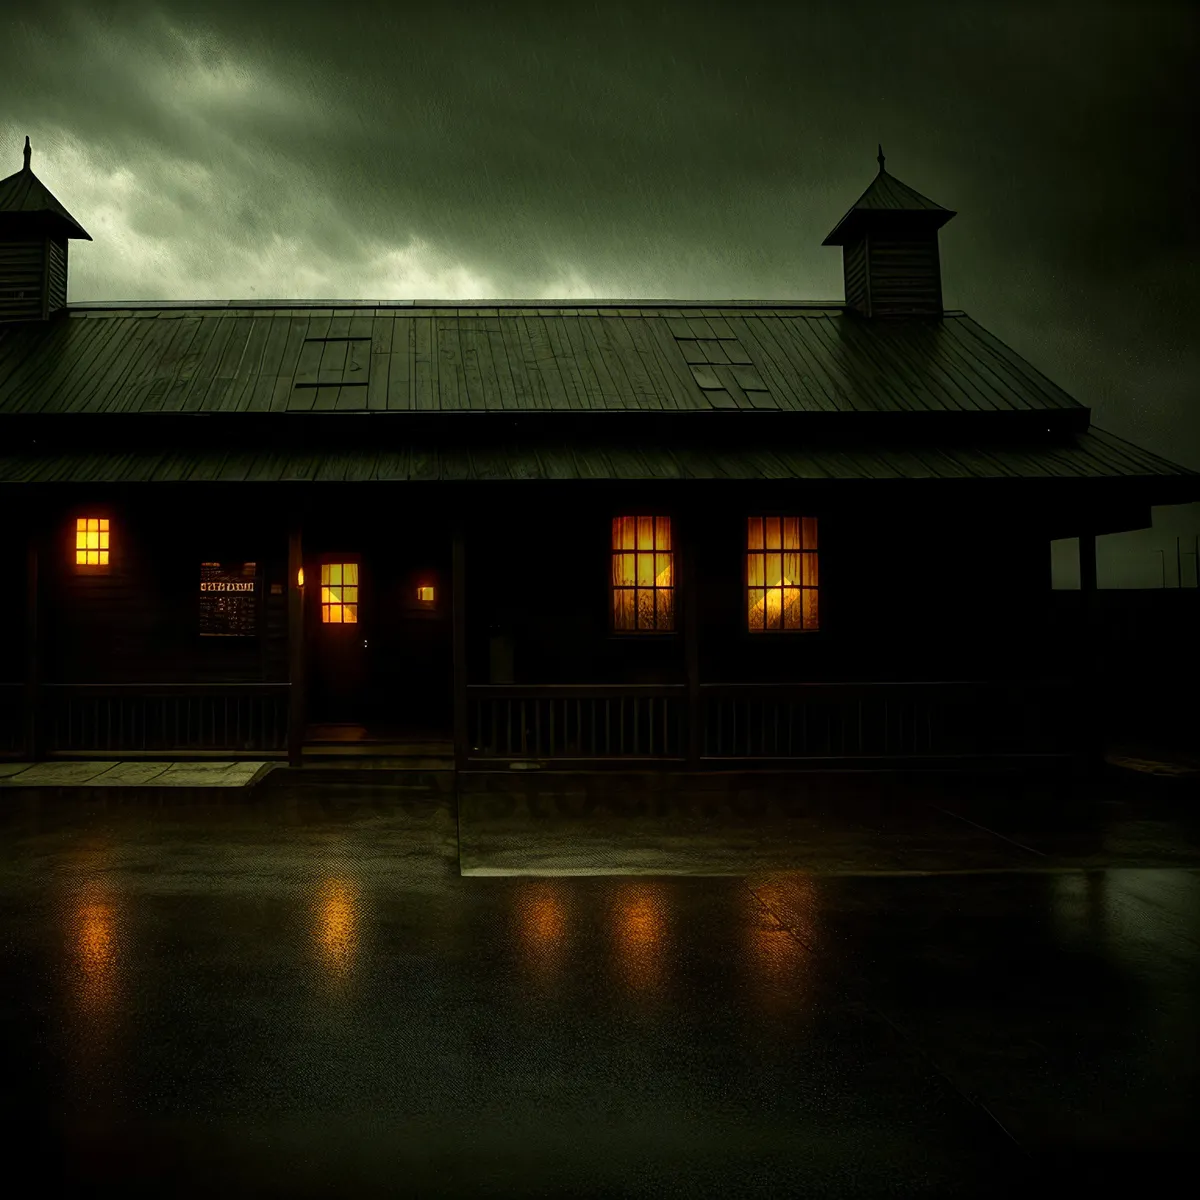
left=417, top=585, right=434, bottom=602
left=320, top=562, right=359, bottom=623
left=747, top=517, right=818, bottom=632
left=612, top=515, right=674, bottom=631
left=75, top=517, right=110, bottom=566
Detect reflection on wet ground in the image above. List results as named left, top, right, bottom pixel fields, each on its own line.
left=0, top=769, right=1196, bottom=1196
left=460, top=768, right=1200, bottom=874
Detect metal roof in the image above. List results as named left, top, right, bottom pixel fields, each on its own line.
left=0, top=303, right=1084, bottom=417
left=0, top=426, right=1191, bottom=485
left=0, top=139, right=92, bottom=240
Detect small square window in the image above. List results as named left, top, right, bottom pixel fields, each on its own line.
left=75, top=517, right=110, bottom=566
left=417, top=585, right=435, bottom=602
left=321, top=562, right=359, bottom=623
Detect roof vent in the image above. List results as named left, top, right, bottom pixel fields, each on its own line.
left=822, top=146, right=955, bottom=319
left=0, top=136, right=92, bottom=325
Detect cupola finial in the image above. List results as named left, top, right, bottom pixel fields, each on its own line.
left=877, top=144, right=885, bottom=172
left=23, top=136, right=31, bottom=171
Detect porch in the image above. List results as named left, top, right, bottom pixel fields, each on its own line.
left=0, top=483, right=1125, bottom=772
left=0, top=677, right=1081, bottom=770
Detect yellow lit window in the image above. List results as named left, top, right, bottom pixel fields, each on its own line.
left=747, top=516, right=818, bottom=632
left=320, top=562, right=359, bottom=623
left=417, top=585, right=434, bottom=602
left=612, top=515, right=674, bottom=631
left=75, top=517, right=110, bottom=566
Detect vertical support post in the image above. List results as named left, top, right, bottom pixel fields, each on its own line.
left=452, top=516, right=468, bottom=774
left=24, top=524, right=40, bottom=761
left=287, top=521, right=304, bottom=767
left=683, top=511, right=701, bottom=769
left=1077, top=528, right=1100, bottom=769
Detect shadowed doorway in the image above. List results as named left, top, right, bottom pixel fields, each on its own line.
left=304, top=522, right=452, bottom=743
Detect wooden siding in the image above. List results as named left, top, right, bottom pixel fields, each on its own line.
left=843, top=237, right=868, bottom=314
left=865, top=234, right=943, bottom=317
left=46, top=237, right=67, bottom=314
left=42, top=501, right=288, bottom=686
left=0, top=237, right=46, bottom=323
left=466, top=490, right=1058, bottom=691
left=693, top=500, right=1054, bottom=687
left=0, top=544, right=22, bottom=682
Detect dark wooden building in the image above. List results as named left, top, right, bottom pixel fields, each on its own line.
left=1, top=140, right=1196, bottom=770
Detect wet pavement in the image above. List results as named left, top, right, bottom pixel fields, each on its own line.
left=459, top=768, right=1200, bottom=875
left=0, top=768, right=1197, bottom=1197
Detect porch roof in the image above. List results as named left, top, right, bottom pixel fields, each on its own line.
left=0, top=424, right=1192, bottom=486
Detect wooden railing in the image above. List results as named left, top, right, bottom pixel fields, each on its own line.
left=40, top=684, right=291, bottom=755
left=467, top=685, right=687, bottom=762
left=700, top=680, right=1078, bottom=761
left=4, top=679, right=1079, bottom=765
left=465, top=679, right=1079, bottom=766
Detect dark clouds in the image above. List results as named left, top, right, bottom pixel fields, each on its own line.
left=1, top=0, right=1198, bottom=467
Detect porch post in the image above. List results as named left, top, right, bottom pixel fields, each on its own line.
left=452, top=516, right=468, bottom=773
left=683, top=513, right=701, bottom=769
left=287, top=521, right=305, bottom=767
left=24, top=524, right=40, bottom=761
left=1077, top=528, right=1100, bottom=768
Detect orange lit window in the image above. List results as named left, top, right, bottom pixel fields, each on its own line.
left=417, top=585, right=434, bottom=602
left=612, top=515, right=674, bottom=631
left=320, top=563, right=358, bottom=623
left=75, top=517, right=110, bottom=566
left=747, top=516, right=818, bottom=632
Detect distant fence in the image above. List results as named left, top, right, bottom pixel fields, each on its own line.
left=1051, top=589, right=1200, bottom=747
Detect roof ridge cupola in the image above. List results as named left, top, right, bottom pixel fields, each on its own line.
left=822, top=146, right=955, bottom=319
left=0, top=136, right=92, bottom=325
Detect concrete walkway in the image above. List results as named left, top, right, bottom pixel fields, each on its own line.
left=0, top=760, right=279, bottom=787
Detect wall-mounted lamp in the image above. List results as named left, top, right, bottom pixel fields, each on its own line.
left=297, top=567, right=305, bottom=588
left=417, top=585, right=435, bottom=602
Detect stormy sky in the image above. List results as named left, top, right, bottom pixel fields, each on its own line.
left=2, top=0, right=1199, bottom=480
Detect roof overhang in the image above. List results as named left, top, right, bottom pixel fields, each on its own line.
left=0, top=210, right=93, bottom=241
left=822, top=207, right=956, bottom=247
left=0, top=426, right=1194, bottom=494
left=0, top=407, right=1096, bottom=448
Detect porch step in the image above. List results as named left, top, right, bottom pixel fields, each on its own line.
left=300, top=742, right=454, bottom=769
left=303, top=741, right=452, bottom=753
left=302, top=725, right=452, bottom=761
